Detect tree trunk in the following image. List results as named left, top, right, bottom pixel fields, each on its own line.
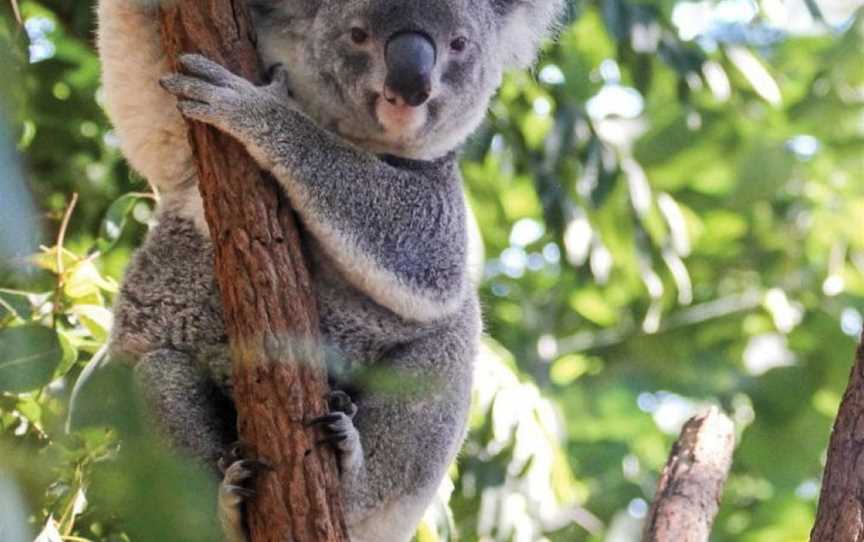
left=642, top=406, right=735, bottom=542
left=810, top=333, right=864, bottom=541
left=158, top=3, right=349, bottom=541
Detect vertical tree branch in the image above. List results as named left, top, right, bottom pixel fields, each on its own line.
left=810, top=333, right=864, bottom=541
left=642, top=407, right=735, bottom=542
left=158, top=2, right=349, bottom=541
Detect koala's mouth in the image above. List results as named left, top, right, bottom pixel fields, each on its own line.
left=334, top=93, right=428, bottom=155
left=374, top=94, right=428, bottom=136
left=326, top=91, right=433, bottom=159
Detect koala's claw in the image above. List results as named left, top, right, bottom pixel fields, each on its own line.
left=178, top=54, right=248, bottom=90
left=220, top=459, right=265, bottom=501
left=160, top=53, right=300, bottom=157
left=318, top=432, right=349, bottom=444
left=310, top=391, right=362, bottom=471
left=311, top=412, right=349, bottom=425
left=328, top=390, right=359, bottom=417
left=218, top=443, right=271, bottom=498
left=218, top=441, right=245, bottom=473
left=310, top=390, right=358, bottom=444
left=160, top=55, right=246, bottom=104
left=218, top=457, right=266, bottom=542
left=310, top=412, right=355, bottom=447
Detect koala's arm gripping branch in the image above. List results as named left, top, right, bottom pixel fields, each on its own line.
left=231, top=100, right=469, bottom=323
left=265, top=123, right=469, bottom=323
left=158, top=3, right=349, bottom=542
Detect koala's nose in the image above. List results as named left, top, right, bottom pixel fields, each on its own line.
left=384, top=31, right=436, bottom=107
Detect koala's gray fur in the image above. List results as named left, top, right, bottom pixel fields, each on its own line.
left=98, top=1, right=563, bottom=541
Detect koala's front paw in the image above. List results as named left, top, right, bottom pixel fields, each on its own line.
left=311, top=391, right=362, bottom=473
left=159, top=54, right=295, bottom=155
left=217, top=444, right=270, bottom=542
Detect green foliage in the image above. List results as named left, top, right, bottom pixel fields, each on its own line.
left=2, top=0, right=863, bottom=541
left=0, top=325, right=63, bottom=393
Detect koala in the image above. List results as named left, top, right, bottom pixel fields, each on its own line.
left=97, top=1, right=563, bottom=541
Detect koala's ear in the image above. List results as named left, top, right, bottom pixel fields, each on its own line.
left=493, top=0, right=567, bottom=68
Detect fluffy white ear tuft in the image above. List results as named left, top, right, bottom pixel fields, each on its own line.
left=494, top=0, right=567, bottom=69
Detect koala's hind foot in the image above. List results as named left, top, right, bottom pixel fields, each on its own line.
left=217, top=444, right=269, bottom=542
left=311, top=391, right=362, bottom=473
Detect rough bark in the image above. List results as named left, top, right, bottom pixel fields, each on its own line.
left=158, top=3, right=349, bottom=542
left=810, top=333, right=864, bottom=541
left=642, top=406, right=735, bottom=542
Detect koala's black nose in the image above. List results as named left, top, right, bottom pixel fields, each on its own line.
left=384, top=31, right=436, bottom=107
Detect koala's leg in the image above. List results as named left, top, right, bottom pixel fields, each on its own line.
left=135, top=349, right=248, bottom=541
left=333, top=305, right=479, bottom=542
left=134, top=349, right=236, bottom=467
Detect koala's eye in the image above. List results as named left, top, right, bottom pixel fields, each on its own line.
left=450, top=37, right=468, bottom=53
left=350, top=27, right=369, bottom=45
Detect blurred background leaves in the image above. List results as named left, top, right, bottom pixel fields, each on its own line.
left=1, top=0, right=863, bottom=541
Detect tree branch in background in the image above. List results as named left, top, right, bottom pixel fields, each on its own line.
left=9, top=0, right=22, bottom=25
left=810, top=333, right=864, bottom=541
left=642, top=407, right=735, bottom=542
left=158, top=2, right=349, bottom=541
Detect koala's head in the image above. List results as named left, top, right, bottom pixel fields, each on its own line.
left=251, top=0, right=565, bottom=160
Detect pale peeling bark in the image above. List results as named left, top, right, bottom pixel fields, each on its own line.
left=158, top=2, right=350, bottom=541
left=642, top=407, right=735, bottom=542
left=810, top=334, right=864, bottom=541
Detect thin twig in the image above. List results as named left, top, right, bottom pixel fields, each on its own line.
left=10, top=0, right=22, bottom=25
left=52, top=193, right=78, bottom=327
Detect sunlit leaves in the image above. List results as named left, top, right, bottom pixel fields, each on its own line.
left=464, top=4, right=863, bottom=540
left=725, top=46, right=782, bottom=107
left=69, top=304, right=112, bottom=342
left=550, top=353, right=604, bottom=386
left=569, top=288, right=620, bottom=326
left=457, top=341, right=595, bottom=539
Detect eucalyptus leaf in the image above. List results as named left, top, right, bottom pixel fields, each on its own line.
left=54, top=329, right=79, bottom=378
left=0, top=325, right=63, bottom=394
left=67, top=347, right=142, bottom=436
left=96, top=193, right=145, bottom=254
left=0, top=289, right=32, bottom=321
